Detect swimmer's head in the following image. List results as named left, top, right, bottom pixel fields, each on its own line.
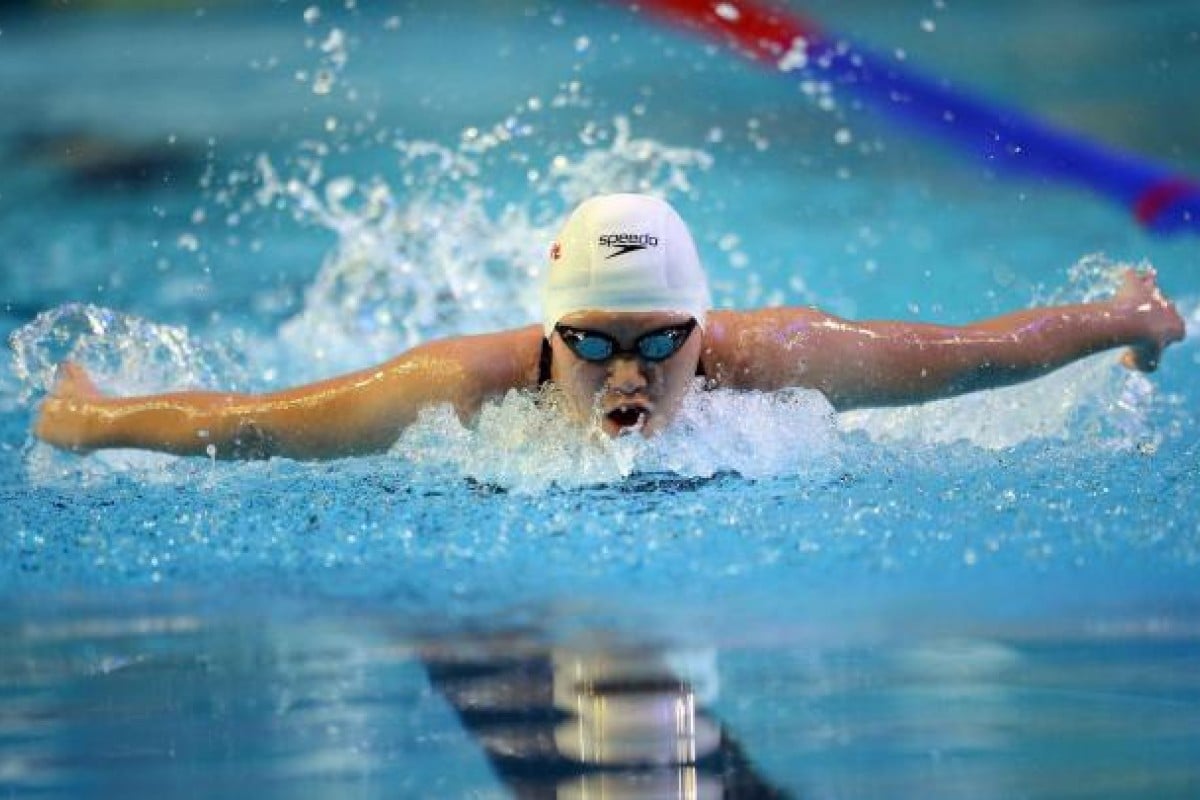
left=542, top=195, right=710, bottom=438
left=541, top=193, right=711, bottom=337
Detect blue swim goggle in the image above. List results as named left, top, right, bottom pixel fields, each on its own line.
left=554, top=319, right=698, bottom=363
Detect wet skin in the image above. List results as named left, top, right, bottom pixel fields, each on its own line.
left=548, top=310, right=703, bottom=438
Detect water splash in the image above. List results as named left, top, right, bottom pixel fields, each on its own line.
left=839, top=354, right=1151, bottom=450
left=839, top=256, right=1167, bottom=451
left=8, top=303, right=246, bottom=403
left=393, top=383, right=838, bottom=493
left=256, top=115, right=714, bottom=377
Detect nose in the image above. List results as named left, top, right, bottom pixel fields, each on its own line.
left=607, top=356, right=648, bottom=394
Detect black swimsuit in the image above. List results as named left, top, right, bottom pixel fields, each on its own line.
left=537, top=338, right=707, bottom=387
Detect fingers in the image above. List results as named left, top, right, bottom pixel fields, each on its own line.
left=51, top=361, right=102, bottom=399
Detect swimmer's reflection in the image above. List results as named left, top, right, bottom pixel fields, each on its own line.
left=422, top=644, right=787, bottom=799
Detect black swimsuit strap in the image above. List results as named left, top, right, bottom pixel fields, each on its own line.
left=537, top=337, right=553, bottom=387
left=537, top=338, right=707, bottom=387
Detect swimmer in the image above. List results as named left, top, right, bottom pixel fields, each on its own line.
left=33, top=193, right=1185, bottom=460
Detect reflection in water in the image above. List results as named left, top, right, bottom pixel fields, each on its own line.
left=0, top=614, right=785, bottom=798
left=4, top=613, right=1198, bottom=799
left=424, top=643, right=787, bottom=798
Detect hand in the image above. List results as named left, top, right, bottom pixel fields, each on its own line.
left=34, top=362, right=106, bottom=452
left=1112, top=268, right=1185, bottom=372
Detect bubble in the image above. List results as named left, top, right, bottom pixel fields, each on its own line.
left=303, top=5, right=320, bottom=25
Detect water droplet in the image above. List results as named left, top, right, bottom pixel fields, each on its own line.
left=312, top=69, right=335, bottom=95
left=714, top=2, right=740, bottom=22
left=778, top=36, right=808, bottom=72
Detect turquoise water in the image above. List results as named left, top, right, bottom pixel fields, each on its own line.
left=2, top=1, right=1199, bottom=797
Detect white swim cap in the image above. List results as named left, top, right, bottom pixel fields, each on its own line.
left=541, top=193, right=711, bottom=336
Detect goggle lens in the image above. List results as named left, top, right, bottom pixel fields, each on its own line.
left=570, top=335, right=614, bottom=361
left=638, top=331, right=683, bottom=360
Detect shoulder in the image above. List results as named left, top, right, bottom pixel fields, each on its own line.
left=701, top=307, right=838, bottom=389
left=423, top=325, right=545, bottom=392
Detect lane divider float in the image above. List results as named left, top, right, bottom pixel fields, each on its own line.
left=625, top=0, right=1200, bottom=235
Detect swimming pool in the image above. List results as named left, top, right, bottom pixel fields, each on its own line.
left=2, top=1, right=1198, bottom=796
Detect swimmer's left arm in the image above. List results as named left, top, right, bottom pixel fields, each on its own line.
left=715, top=269, right=1185, bottom=410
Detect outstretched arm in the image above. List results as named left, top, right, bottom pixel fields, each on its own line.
left=34, top=326, right=543, bottom=459
left=709, top=269, right=1185, bottom=411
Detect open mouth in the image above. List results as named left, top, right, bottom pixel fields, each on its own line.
left=606, top=405, right=648, bottom=431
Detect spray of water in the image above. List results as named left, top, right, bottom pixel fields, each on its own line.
left=258, top=115, right=714, bottom=377
left=394, top=382, right=839, bottom=493
left=839, top=255, right=1172, bottom=451
left=8, top=302, right=246, bottom=403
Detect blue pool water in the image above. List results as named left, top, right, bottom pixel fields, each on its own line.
left=2, top=1, right=1199, bottom=797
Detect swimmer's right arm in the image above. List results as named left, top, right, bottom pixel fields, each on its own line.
left=33, top=327, right=543, bottom=460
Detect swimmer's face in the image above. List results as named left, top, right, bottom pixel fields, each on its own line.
left=549, top=310, right=702, bottom=438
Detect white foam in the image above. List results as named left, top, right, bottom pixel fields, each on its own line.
left=393, top=382, right=839, bottom=493
left=839, top=353, right=1154, bottom=450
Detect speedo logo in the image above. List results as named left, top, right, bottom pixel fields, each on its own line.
left=598, top=233, right=659, bottom=259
